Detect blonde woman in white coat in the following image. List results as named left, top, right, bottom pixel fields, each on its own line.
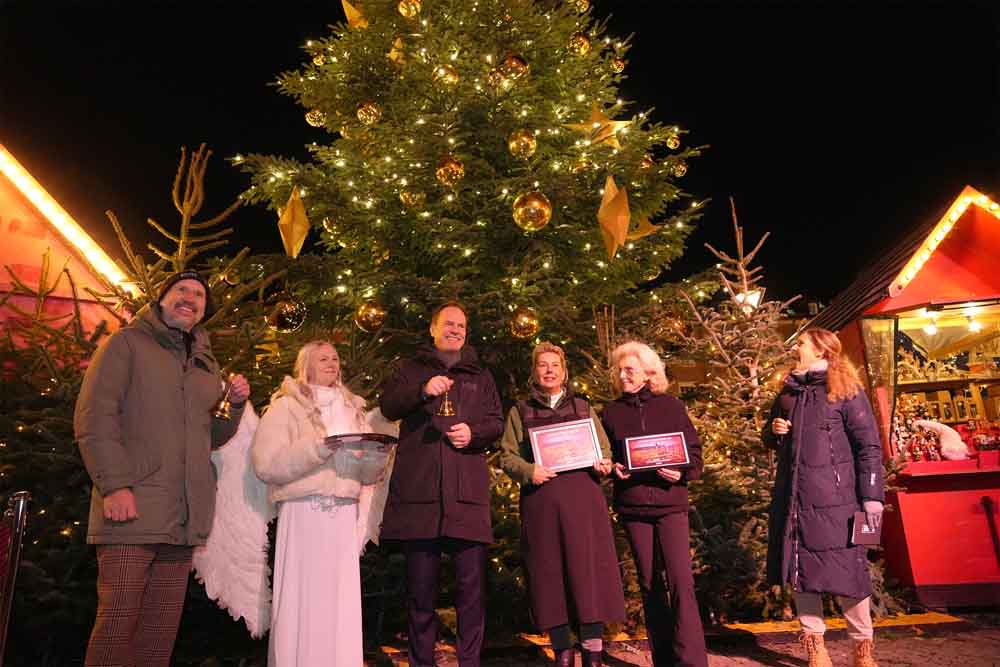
left=252, top=340, right=396, bottom=667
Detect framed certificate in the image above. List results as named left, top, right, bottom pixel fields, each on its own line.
left=624, top=431, right=690, bottom=471
left=528, top=418, right=603, bottom=473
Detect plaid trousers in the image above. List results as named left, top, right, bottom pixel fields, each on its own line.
left=85, top=544, right=193, bottom=667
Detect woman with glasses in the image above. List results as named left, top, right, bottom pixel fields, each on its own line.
left=600, top=341, right=707, bottom=667
left=498, top=342, right=625, bottom=667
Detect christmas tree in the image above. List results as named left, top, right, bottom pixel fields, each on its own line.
left=236, top=0, right=710, bottom=641
left=239, top=0, right=705, bottom=393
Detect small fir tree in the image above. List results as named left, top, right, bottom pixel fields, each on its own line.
left=671, top=201, right=798, bottom=621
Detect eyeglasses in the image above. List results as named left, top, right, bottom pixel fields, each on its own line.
left=620, top=366, right=644, bottom=378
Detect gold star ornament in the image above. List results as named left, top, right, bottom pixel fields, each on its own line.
left=342, top=0, right=368, bottom=29
left=277, top=186, right=310, bottom=259
left=564, top=104, right=631, bottom=150
left=387, top=38, right=405, bottom=64
left=597, top=175, right=629, bottom=260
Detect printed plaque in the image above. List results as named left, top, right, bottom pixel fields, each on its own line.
left=624, top=431, right=690, bottom=471
left=528, top=418, right=603, bottom=473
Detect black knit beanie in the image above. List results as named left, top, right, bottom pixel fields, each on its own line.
left=156, top=270, right=215, bottom=318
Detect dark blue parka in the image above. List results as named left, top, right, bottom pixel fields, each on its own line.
left=763, top=370, right=885, bottom=599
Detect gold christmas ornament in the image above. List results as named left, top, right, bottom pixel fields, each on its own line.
left=341, top=0, right=368, bottom=29
left=639, top=154, right=655, bottom=170
left=512, top=191, right=553, bottom=232
left=610, top=57, right=626, bottom=74
left=573, top=0, right=591, bottom=12
left=568, top=32, right=592, bottom=56
left=305, top=109, right=327, bottom=127
left=399, top=189, right=427, bottom=208
left=277, top=186, right=310, bottom=259
left=509, top=306, right=541, bottom=340
left=666, top=135, right=681, bottom=150
left=564, top=103, right=632, bottom=150
left=322, top=217, right=336, bottom=233
left=671, top=161, right=688, bottom=178
left=498, top=53, right=529, bottom=80
left=435, top=155, right=465, bottom=186
left=597, top=175, right=629, bottom=260
left=354, top=300, right=387, bottom=332
left=356, top=100, right=382, bottom=125
left=433, top=64, right=460, bottom=87
left=313, top=53, right=326, bottom=66
left=397, top=0, right=421, bottom=19
left=266, top=297, right=308, bottom=334
left=507, top=129, right=537, bottom=160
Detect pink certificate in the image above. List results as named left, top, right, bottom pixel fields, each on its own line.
left=528, top=418, right=603, bottom=473
left=624, top=431, right=690, bottom=471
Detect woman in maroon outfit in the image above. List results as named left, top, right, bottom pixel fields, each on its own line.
left=499, top=342, right=625, bottom=667
left=600, top=341, right=707, bottom=667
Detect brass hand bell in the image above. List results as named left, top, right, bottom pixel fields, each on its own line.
left=436, top=389, right=456, bottom=417
left=212, top=372, right=236, bottom=420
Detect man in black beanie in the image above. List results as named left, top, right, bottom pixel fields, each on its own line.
left=75, top=270, right=249, bottom=666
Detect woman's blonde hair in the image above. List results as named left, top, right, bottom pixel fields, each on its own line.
left=293, top=339, right=341, bottom=386
left=797, top=328, right=863, bottom=402
left=610, top=341, right=669, bottom=396
left=531, top=342, right=568, bottom=387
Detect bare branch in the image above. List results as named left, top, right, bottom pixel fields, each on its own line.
left=146, top=217, right=180, bottom=243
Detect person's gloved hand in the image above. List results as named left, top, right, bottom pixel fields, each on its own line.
left=863, top=500, right=884, bottom=530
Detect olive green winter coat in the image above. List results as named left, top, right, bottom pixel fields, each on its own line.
left=74, top=304, right=243, bottom=546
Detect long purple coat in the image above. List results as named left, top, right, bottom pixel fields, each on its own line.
left=379, top=345, right=503, bottom=544
left=763, top=370, right=885, bottom=600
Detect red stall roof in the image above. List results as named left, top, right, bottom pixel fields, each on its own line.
left=806, top=186, right=1000, bottom=333
left=0, top=143, right=135, bottom=297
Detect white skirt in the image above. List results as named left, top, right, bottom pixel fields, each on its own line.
left=269, top=496, right=362, bottom=667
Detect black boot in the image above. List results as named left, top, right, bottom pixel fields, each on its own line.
left=580, top=650, right=603, bottom=667
left=554, top=648, right=575, bottom=667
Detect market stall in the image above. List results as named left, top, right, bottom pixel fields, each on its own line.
left=808, top=185, right=1000, bottom=609
left=0, top=143, right=131, bottom=336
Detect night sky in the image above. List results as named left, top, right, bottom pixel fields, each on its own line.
left=2, top=1, right=998, bottom=303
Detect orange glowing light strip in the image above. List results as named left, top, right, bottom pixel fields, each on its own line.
left=0, top=144, right=136, bottom=295
left=888, top=185, right=1000, bottom=298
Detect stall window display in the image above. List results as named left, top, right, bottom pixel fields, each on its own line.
left=891, top=302, right=1000, bottom=464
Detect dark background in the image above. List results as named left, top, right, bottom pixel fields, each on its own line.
left=1, top=0, right=998, bottom=303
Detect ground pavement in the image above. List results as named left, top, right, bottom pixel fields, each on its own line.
left=378, top=612, right=1000, bottom=667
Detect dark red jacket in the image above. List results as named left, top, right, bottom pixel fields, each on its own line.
left=600, top=386, right=703, bottom=517
left=379, top=345, right=503, bottom=543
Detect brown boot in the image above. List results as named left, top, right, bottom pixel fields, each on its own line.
left=799, top=632, right=833, bottom=667
left=853, top=638, right=878, bottom=667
